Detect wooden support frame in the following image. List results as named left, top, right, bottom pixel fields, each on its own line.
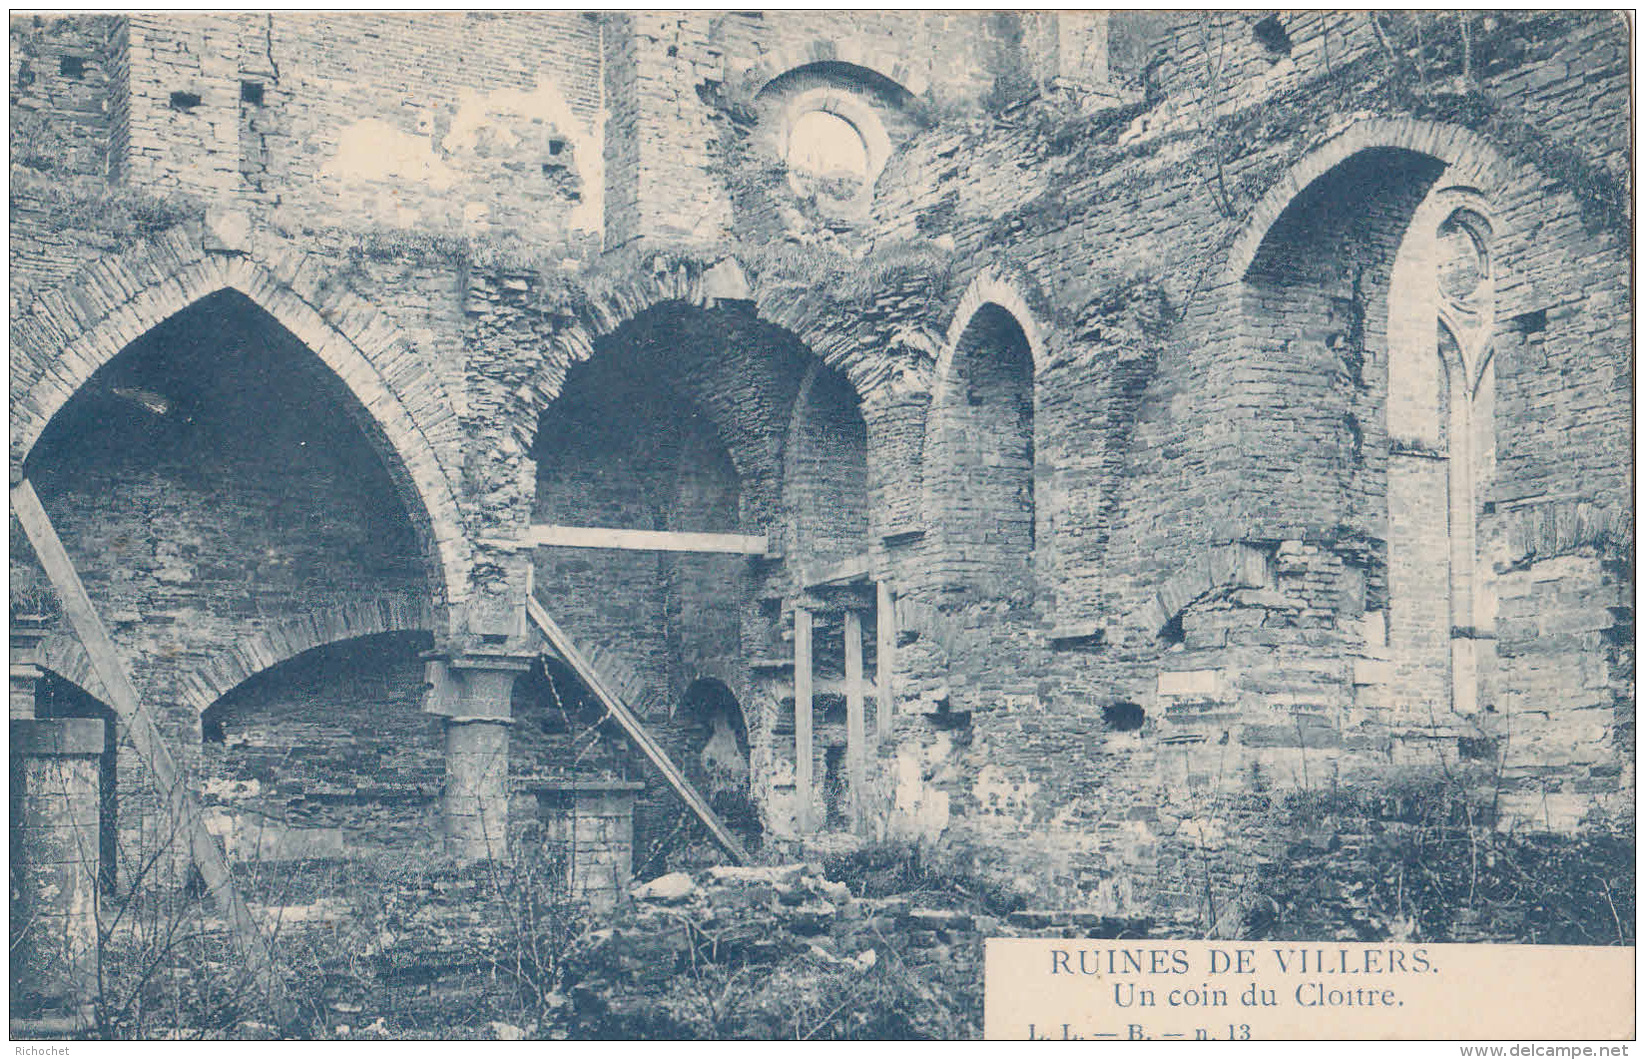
left=876, top=580, right=896, bottom=742
left=793, top=605, right=814, bottom=834
left=525, top=597, right=750, bottom=863
left=844, top=609, right=866, bottom=833
left=11, top=480, right=285, bottom=1008
left=524, top=524, right=769, bottom=555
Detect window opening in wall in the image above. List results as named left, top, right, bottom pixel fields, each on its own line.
left=1510, top=308, right=1547, bottom=335
left=1436, top=212, right=1488, bottom=302
left=169, top=91, right=203, bottom=112
left=58, top=55, right=85, bottom=79
left=240, top=80, right=264, bottom=105
left=1384, top=190, right=1497, bottom=718
left=787, top=110, right=869, bottom=206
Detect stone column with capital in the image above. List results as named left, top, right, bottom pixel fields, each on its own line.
left=425, top=650, right=534, bottom=861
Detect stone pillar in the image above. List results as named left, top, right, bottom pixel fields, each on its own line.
left=11, top=717, right=105, bottom=1033
left=528, top=780, right=644, bottom=909
left=425, top=651, right=533, bottom=861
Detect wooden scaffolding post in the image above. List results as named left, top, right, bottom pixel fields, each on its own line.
left=844, top=608, right=866, bottom=833
left=793, top=606, right=814, bottom=834
left=876, top=581, right=896, bottom=742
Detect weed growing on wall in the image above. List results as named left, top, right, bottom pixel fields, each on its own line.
left=10, top=170, right=204, bottom=251
left=1239, top=775, right=1635, bottom=945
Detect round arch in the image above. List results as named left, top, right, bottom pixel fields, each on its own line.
left=924, top=273, right=1043, bottom=599
left=512, top=258, right=881, bottom=453
left=11, top=246, right=467, bottom=625
left=931, top=269, right=1047, bottom=406
left=780, top=359, right=871, bottom=564
left=742, top=47, right=925, bottom=99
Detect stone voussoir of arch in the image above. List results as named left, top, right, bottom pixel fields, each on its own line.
left=1225, top=117, right=1522, bottom=285
left=509, top=254, right=913, bottom=449
left=10, top=225, right=469, bottom=624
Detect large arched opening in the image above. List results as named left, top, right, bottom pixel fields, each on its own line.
left=1240, top=140, right=1497, bottom=722
left=17, top=288, right=442, bottom=890
left=523, top=300, right=842, bottom=860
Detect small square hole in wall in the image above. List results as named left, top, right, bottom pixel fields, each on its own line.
left=1252, top=14, right=1292, bottom=57
left=547, top=138, right=565, bottom=156
left=240, top=80, right=264, bottom=105
left=1102, top=700, right=1146, bottom=732
left=1510, top=308, right=1548, bottom=334
left=169, top=90, right=203, bottom=112
left=58, top=55, right=86, bottom=79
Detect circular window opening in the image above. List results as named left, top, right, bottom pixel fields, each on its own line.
left=1436, top=210, right=1490, bottom=304
left=786, top=110, right=869, bottom=208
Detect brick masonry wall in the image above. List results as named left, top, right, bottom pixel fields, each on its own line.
left=9, top=14, right=118, bottom=177
left=199, top=632, right=442, bottom=862
left=855, top=9, right=1631, bottom=902
left=117, top=13, right=603, bottom=241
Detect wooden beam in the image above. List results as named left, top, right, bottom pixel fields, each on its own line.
left=525, top=524, right=769, bottom=555
left=767, top=676, right=877, bottom=698
left=525, top=596, right=750, bottom=864
left=794, top=605, right=814, bottom=834
left=876, top=580, right=896, bottom=742
left=10, top=480, right=284, bottom=1007
left=801, top=552, right=873, bottom=589
left=844, top=608, right=866, bottom=834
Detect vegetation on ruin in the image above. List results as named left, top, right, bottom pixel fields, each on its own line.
left=1218, top=771, right=1636, bottom=947
left=1225, top=11, right=1630, bottom=241
left=9, top=167, right=204, bottom=251
left=952, top=9, right=1627, bottom=319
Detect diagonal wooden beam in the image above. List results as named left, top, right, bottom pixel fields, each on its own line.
left=11, top=480, right=283, bottom=1005
left=525, top=595, right=750, bottom=864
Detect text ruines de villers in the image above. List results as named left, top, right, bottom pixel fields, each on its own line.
left=1051, top=945, right=1434, bottom=1009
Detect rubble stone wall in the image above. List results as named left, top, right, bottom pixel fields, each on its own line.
left=8, top=10, right=1632, bottom=938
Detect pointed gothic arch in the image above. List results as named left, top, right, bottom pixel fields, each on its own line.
left=11, top=246, right=466, bottom=624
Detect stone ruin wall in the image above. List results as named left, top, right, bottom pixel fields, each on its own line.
left=8, top=10, right=1633, bottom=941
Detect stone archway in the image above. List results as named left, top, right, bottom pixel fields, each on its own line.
left=925, top=273, right=1045, bottom=603
left=11, top=235, right=467, bottom=625
left=1225, top=118, right=1518, bottom=285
